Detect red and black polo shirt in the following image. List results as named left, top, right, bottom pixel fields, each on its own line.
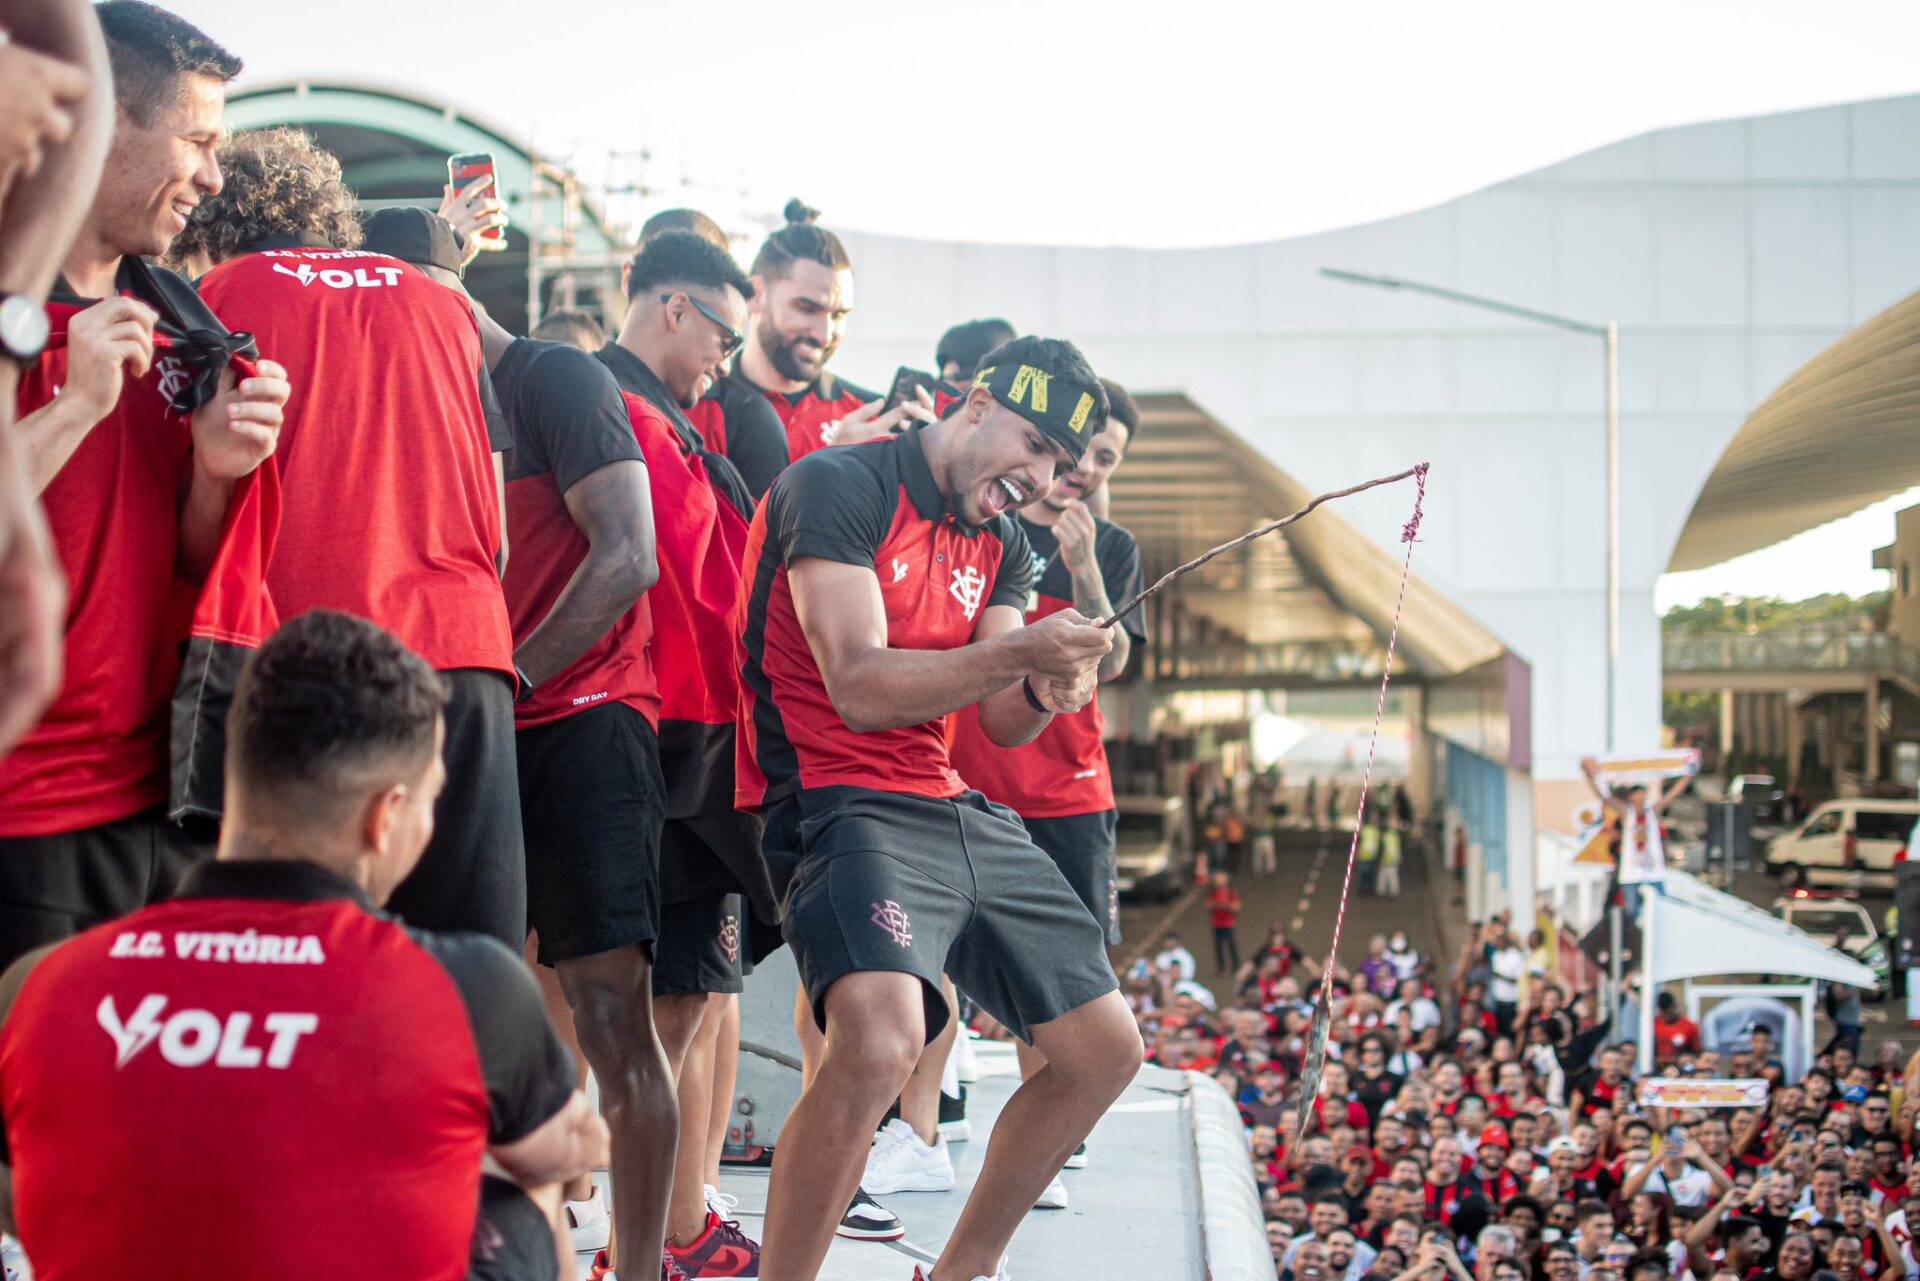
left=494, top=337, right=655, bottom=728
left=596, top=343, right=752, bottom=816
left=0, top=859, right=575, bottom=1281
left=752, top=369, right=876, bottom=462
left=1, top=263, right=229, bottom=838
left=687, top=368, right=789, bottom=500
left=196, top=241, right=515, bottom=676
left=735, top=427, right=1035, bottom=807
left=947, top=513, right=1145, bottom=818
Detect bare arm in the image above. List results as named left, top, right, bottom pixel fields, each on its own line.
left=0, top=0, right=109, bottom=307
left=489, top=1087, right=609, bottom=1186
left=1618, top=1152, right=1657, bottom=1202
left=512, top=460, right=656, bottom=686
left=1053, top=503, right=1131, bottom=682
left=1581, top=758, right=1628, bottom=814
left=971, top=602, right=1056, bottom=747
left=1684, top=1185, right=1737, bottom=1276
left=788, top=556, right=1108, bottom=735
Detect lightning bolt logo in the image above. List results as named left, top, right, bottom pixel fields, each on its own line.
left=97, top=994, right=167, bottom=1069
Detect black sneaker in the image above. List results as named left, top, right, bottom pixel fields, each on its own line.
left=937, top=1085, right=970, bottom=1144
left=838, top=1187, right=905, bottom=1241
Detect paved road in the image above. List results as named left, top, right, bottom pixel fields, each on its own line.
left=1112, top=828, right=1449, bottom=1009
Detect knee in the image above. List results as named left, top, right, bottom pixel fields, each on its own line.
left=1052, top=1010, right=1144, bottom=1096
left=825, top=1023, right=922, bottom=1101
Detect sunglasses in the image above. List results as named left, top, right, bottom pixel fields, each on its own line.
left=662, top=292, right=743, bottom=358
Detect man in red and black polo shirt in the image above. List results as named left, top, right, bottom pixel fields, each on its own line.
left=634, top=207, right=790, bottom=501
left=736, top=335, right=1144, bottom=1281
left=735, top=200, right=928, bottom=462
left=598, top=230, right=780, bottom=1276
left=0, top=611, right=602, bottom=1281
left=190, top=128, right=524, bottom=949
left=0, top=4, right=290, bottom=972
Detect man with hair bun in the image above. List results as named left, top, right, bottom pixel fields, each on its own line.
left=737, top=198, right=931, bottom=461
left=737, top=334, right=1144, bottom=1281
left=0, top=0, right=290, bottom=972
left=191, top=126, right=524, bottom=950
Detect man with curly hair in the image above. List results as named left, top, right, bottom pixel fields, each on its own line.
left=189, top=127, right=527, bottom=950
left=0, top=0, right=290, bottom=971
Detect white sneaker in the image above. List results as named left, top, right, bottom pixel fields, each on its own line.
left=863, top=1117, right=956, bottom=1194
left=565, top=1183, right=610, bottom=1252
left=956, top=1029, right=980, bottom=1084
left=1033, top=1175, right=1069, bottom=1209
left=1063, top=1140, right=1088, bottom=1169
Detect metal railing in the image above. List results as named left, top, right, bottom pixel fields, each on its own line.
left=1663, top=627, right=1920, bottom=686
left=1150, top=640, right=1400, bottom=688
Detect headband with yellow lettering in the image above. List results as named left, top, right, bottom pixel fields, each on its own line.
left=974, top=361, right=1104, bottom=460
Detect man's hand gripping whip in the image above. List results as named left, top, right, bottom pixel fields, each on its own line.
left=1092, top=462, right=1430, bottom=1149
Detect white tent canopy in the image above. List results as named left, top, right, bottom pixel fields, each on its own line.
left=1635, top=870, right=1875, bottom=1075
left=1647, top=871, right=1876, bottom=988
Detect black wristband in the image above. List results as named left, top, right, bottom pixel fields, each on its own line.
left=1022, top=676, right=1048, bottom=713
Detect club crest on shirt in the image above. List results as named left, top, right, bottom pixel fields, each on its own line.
left=719, top=913, right=740, bottom=964
left=153, top=356, right=190, bottom=408
left=871, top=900, right=913, bottom=948
left=948, top=565, right=985, bottom=620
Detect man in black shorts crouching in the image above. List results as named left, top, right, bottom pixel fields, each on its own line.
left=0, top=611, right=604, bottom=1281
left=736, top=336, right=1145, bottom=1281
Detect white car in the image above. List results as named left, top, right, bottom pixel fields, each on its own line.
left=1771, top=892, right=1891, bottom=999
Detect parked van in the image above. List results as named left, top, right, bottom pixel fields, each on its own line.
left=1114, top=794, right=1191, bottom=903
left=1764, top=798, right=1920, bottom=888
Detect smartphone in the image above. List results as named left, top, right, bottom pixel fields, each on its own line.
left=447, top=152, right=506, bottom=248
left=1666, top=1124, right=1689, bottom=1146
left=883, top=365, right=938, bottom=420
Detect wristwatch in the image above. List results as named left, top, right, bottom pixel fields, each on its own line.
left=0, top=293, right=49, bottom=366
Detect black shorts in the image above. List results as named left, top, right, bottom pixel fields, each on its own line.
left=0, top=808, right=212, bottom=972
left=781, top=786, right=1118, bottom=1044
left=651, top=893, right=744, bottom=997
left=517, top=703, right=664, bottom=966
left=385, top=669, right=526, bottom=949
left=1023, top=810, right=1121, bottom=946
left=469, top=1175, right=557, bottom=1281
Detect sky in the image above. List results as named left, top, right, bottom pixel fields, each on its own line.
left=166, top=0, right=1920, bottom=601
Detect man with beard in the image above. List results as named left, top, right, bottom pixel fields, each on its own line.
left=1464, top=1126, right=1522, bottom=1204
left=736, top=336, right=1140, bottom=1281
left=635, top=207, right=790, bottom=500
left=0, top=1, right=290, bottom=970
left=737, top=199, right=930, bottom=460
left=594, top=229, right=776, bottom=1280
left=945, top=376, right=1145, bottom=1202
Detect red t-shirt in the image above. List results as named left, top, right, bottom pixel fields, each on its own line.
left=735, top=428, right=1033, bottom=806
left=754, top=371, right=875, bottom=462
left=947, top=513, right=1145, bottom=818
left=0, top=859, right=575, bottom=1281
left=494, top=339, right=656, bottom=728
left=1209, top=888, right=1242, bottom=928
left=196, top=245, right=513, bottom=674
left=0, top=292, right=196, bottom=836
left=1653, top=1014, right=1701, bottom=1063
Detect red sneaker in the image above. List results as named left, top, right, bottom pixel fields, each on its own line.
left=667, top=1208, right=761, bottom=1278
left=586, top=1249, right=692, bottom=1281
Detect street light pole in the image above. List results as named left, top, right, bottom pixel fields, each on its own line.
left=1320, top=267, right=1620, bottom=750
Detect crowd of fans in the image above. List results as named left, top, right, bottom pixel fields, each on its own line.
left=0, top=3, right=1162, bottom=1280
left=1132, top=905, right=1920, bottom=1281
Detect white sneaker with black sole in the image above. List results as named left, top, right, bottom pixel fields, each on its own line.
left=864, top=1118, right=955, bottom=1194
left=1033, top=1175, right=1069, bottom=1210
left=839, top=1187, right=905, bottom=1240
left=1063, top=1140, right=1088, bottom=1169
left=565, top=1183, right=610, bottom=1253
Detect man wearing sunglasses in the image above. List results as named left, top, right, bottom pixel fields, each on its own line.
left=597, top=229, right=782, bottom=1279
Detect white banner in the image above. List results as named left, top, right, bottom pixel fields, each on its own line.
left=1637, top=1078, right=1769, bottom=1109
left=1592, top=749, right=1701, bottom=786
